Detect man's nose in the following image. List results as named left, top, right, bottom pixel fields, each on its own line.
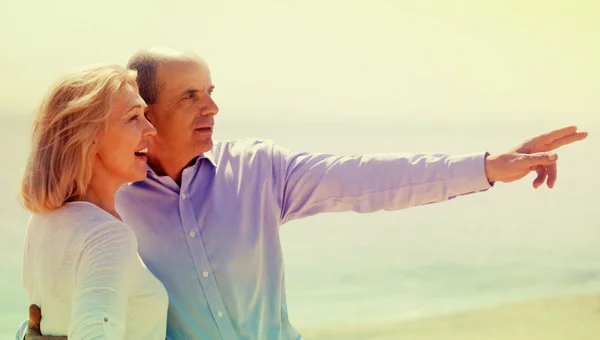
left=200, top=96, right=219, bottom=116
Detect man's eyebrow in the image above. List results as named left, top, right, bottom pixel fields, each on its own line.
left=179, top=86, right=215, bottom=97
left=180, top=88, right=199, bottom=97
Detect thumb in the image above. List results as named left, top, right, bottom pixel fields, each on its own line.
left=28, top=304, right=41, bottom=330
left=519, top=152, right=558, bottom=166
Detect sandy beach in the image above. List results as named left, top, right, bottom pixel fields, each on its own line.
left=301, top=293, right=600, bottom=340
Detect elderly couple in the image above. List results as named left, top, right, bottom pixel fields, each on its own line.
left=16, top=47, right=587, bottom=340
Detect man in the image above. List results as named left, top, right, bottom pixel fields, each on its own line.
left=19, top=47, right=587, bottom=340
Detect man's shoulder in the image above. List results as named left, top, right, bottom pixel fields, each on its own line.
left=117, top=138, right=281, bottom=195
left=210, top=138, right=278, bottom=160
left=212, top=138, right=276, bottom=153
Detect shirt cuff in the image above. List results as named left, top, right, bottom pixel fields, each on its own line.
left=446, top=152, right=494, bottom=197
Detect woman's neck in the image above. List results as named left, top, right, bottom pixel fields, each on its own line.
left=80, top=178, right=121, bottom=220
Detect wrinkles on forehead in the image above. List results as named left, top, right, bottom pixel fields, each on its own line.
left=156, top=59, right=213, bottom=103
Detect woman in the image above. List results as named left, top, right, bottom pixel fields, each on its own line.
left=20, top=64, right=168, bottom=339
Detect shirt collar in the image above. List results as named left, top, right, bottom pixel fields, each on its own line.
left=194, top=151, right=216, bottom=168
left=144, top=151, right=216, bottom=178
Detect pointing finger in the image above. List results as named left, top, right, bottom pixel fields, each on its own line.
left=544, top=131, right=588, bottom=151
left=538, top=126, right=579, bottom=143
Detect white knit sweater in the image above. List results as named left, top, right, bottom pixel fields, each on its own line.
left=22, top=201, right=168, bottom=339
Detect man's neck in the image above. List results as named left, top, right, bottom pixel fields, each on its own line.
left=147, top=153, right=197, bottom=186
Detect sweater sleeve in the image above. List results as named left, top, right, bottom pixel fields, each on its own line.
left=68, top=221, right=138, bottom=340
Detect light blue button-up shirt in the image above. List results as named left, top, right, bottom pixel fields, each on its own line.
left=17, top=138, right=492, bottom=340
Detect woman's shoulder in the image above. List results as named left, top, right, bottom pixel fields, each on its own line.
left=28, top=202, right=137, bottom=248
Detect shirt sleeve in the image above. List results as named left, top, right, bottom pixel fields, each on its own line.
left=272, top=144, right=493, bottom=224
left=15, top=319, right=27, bottom=340
left=68, top=222, right=138, bottom=340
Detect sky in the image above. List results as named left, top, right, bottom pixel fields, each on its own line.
left=0, top=0, right=598, bottom=127
left=0, top=2, right=598, bottom=335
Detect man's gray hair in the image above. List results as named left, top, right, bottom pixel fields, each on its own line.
left=126, top=50, right=162, bottom=104
left=127, top=47, right=199, bottom=104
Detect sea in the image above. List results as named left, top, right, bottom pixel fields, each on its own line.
left=1, top=114, right=598, bottom=338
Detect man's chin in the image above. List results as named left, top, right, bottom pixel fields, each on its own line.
left=196, top=139, right=214, bottom=153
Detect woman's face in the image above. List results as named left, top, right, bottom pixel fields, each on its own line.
left=95, top=83, right=156, bottom=184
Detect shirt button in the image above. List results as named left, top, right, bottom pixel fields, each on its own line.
left=189, top=231, right=196, bottom=238
left=217, top=311, right=223, bottom=317
left=104, top=317, right=108, bottom=322
left=202, top=271, right=209, bottom=277
left=181, top=193, right=188, bottom=199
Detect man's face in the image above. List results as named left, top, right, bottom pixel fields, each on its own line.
left=146, top=58, right=218, bottom=162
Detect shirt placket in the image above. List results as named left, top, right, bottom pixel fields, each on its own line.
left=178, top=164, right=239, bottom=340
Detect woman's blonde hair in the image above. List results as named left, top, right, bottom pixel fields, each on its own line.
left=20, top=64, right=139, bottom=214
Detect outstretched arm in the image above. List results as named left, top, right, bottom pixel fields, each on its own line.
left=275, top=126, right=587, bottom=224
left=275, top=148, right=492, bottom=224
